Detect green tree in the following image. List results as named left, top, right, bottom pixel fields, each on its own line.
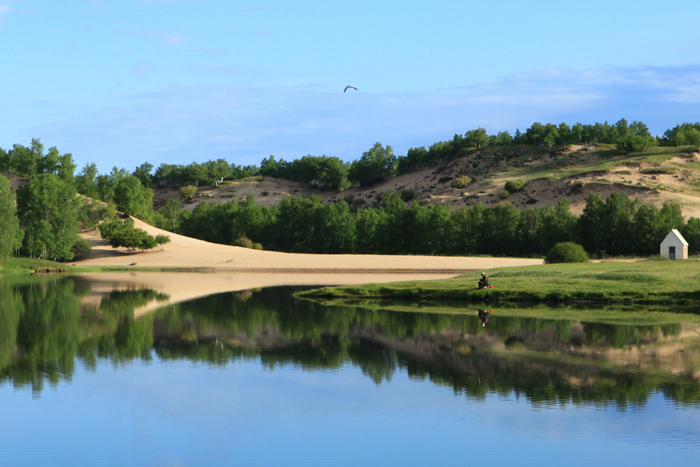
left=680, top=217, right=700, bottom=255
left=348, top=143, right=396, bottom=187
left=57, top=153, right=77, bottom=185
left=10, top=139, right=42, bottom=177
left=542, top=123, right=559, bottom=150
left=0, top=175, right=23, bottom=259
left=16, top=174, right=80, bottom=260
left=99, top=218, right=162, bottom=252
left=465, top=128, right=489, bottom=149
left=133, top=162, right=154, bottom=188
left=113, top=175, right=154, bottom=220
left=75, top=163, right=100, bottom=198
left=481, top=202, right=521, bottom=256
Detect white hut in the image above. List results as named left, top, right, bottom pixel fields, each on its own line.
left=660, top=229, right=688, bottom=260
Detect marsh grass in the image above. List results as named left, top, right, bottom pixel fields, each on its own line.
left=298, top=259, right=700, bottom=305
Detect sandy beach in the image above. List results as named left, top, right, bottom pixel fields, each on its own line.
left=70, top=218, right=543, bottom=315
left=72, top=217, right=543, bottom=273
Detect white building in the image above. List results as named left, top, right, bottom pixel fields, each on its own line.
left=660, top=229, right=688, bottom=260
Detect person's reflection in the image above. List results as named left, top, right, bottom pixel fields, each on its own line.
left=476, top=309, right=493, bottom=327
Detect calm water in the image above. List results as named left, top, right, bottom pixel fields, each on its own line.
left=1, top=274, right=699, bottom=466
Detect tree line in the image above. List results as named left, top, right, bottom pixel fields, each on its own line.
left=155, top=190, right=698, bottom=258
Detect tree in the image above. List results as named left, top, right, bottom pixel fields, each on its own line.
left=9, top=140, right=42, bottom=177
left=133, top=162, right=154, bottom=188
left=616, top=134, right=657, bottom=154
left=155, top=198, right=183, bottom=232
left=481, top=202, right=521, bottom=256
left=16, top=174, right=80, bottom=261
left=113, top=175, right=154, bottom=220
left=57, top=153, right=77, bottom=185
left=348, top=143, right=396, bottom=187
left=542, top=124, right=559, bottom=150
left=0, top=175, right=23, bottom=259
left=75, top=162, right=100, bottom=199
left=99, top=218, right=165, bottom=252
left=465, top=128, right=489, bottom=149
left=681, top=217, right=700, bottom=255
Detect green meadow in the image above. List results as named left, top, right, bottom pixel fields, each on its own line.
left=297, top=259, right=700, bottom=305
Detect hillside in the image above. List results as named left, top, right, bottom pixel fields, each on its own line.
left=157, top=144, right=700, bottom=218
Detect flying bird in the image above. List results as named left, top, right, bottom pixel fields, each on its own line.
left=344, top=85, right=358, bottom=93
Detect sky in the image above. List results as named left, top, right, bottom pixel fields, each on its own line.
left=2, top=0, right=700, bottom=174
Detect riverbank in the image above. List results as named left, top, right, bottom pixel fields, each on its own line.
left=297, top=259, right=700, bottom=305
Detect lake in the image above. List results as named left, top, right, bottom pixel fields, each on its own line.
left=1, top=273, right=699, bottom=466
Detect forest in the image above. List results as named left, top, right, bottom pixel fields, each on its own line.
left=2, top=120, right=700, bottom=261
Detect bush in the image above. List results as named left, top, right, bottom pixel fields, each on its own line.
left=180, top=185, right=197, bottom=200
left=451, top=176, right=472, bottom=189
left=504, top=179, right=525, bottom=193
left=546, top=242, right=589, bottom=263
left=616, top=135, right=657, bottom=154
left=498, top=189, right=510, bottom=199
left=235, top=236, right=254, bottom=248
left=71, top=237, right=92, bottom=258
left=99, top=218, right=160, bottom=252
left=155, top=234, right=171, bottom=250
left=400, top=189, right=416, bottom=202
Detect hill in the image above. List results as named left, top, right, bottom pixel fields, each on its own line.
left=156, top=144, right=700, bottom=218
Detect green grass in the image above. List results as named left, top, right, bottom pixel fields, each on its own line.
left=0, top=256, right=72, bottom=274
left=0, top=255, right=215, bottom=276
left=296, top=259, right=700, bottom=305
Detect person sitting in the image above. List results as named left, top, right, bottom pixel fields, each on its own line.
left=476, top=273, right=490, bottom=289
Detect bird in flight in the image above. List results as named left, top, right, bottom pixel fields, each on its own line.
left=344, top=85, right=358, bottom=93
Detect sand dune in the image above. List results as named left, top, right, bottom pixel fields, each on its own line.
left=72, top=217, right=543, bottom=273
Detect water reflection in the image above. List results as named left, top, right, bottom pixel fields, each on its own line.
left=1, top=274, right=700, bottom=408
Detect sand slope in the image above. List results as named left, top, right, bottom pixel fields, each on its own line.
left=72, top=217, right=543, bottom=273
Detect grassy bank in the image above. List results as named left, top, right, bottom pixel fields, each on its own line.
left=0, top=256, right=75, bottom=275
left=297, top=259, right=700, bottom=304
left=0, top=256, right=213, bottom=275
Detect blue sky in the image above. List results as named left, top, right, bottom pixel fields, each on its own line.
left=2, top=0, right=700, bottom=174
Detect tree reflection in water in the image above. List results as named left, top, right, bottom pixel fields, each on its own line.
left=1, top=276, right=699, bottom=406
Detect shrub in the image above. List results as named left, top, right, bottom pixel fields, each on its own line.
left=640, top=167, right=676, bottom=175
left=451, top=176, right=472, bottom=189
left=504, top=179, right=526, bottom=193
left=234, top=236, right=254, bottom=248
left=616, top=134, right=657, bottom=154
left=99, top=218, right=160, bottom=252
left=546, top=242, right=589, bottom=263
left=498, top=189, right=510, bottom=199
left=155, top=234, right=171, bottom=250
left=71, top=237, right=92, bottom=258
left=180, top=185, right=197, bottom=200
left=400, top=189, right=416, bottom=202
